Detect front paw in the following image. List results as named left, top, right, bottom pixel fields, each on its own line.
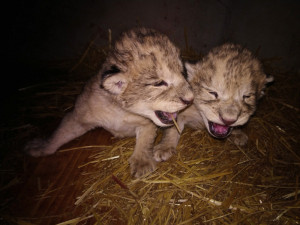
left=153, top=143, right=176, bottom=162
left=128, top=155, right=157, bottom=178
left=229, top=130, right=248, bottom=146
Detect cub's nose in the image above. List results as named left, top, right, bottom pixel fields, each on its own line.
left=220, top=116, right=237, bottom=126
left=180, top=97, right=194, bottom=105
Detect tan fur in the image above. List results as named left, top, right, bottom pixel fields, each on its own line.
left=25, top=28, right=194, bottom=177
left=154, top=43, right=273, bottom=162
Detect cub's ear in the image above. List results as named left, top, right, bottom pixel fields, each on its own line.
left=184, top=62, right=197, bottom=82
left=101, top=65, right=128, bottom=95
left=259, top=74, right=274, bottom=98
left=265, top=75, right=274, bottom=84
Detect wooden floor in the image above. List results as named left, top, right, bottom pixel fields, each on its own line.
left=1, top=127, right=117, bottom=225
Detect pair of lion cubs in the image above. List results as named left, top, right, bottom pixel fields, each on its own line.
left=26, top=28, right=273, bottom=177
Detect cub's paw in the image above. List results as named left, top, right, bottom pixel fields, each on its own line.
left=128, top=155, right=157, bottom=178
left=229, top=130, right=248, bottom=146
left=153, top=144, right=176, bottom=162
left=24, top=138, right=50, bottom=157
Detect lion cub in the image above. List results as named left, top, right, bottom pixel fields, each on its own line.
left=154, top=43, right=273, bottom=162
left=25, top=28, right=194, bottom=177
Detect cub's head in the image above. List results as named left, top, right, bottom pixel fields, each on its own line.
left=186, top=43, right=273, bottom=138
left=100, top=28, right=194, bottom=127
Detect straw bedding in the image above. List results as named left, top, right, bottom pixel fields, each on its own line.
left=0, top=35, right=299, bottom=224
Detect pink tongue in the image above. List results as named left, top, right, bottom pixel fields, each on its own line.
left=163, top=112, right=177, bottom=120
left=213, top=123, right=229, bottom=135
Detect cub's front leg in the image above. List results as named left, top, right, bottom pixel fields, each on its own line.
left=153, top=126, right=182, bottom=162
left=128, top=124, right=157, bottom=178
left=153, top=105, right=200, bottom=162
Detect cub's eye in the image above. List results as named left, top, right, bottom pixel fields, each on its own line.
left=154, top=80, right=168, bottom=87
left=243, top=95, right=251, bottom=100
left=209, top=91, right=218, bottom=99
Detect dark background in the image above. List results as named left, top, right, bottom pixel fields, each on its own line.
left=1, top=1, right=299, bottom=223
left=3, top=0, right=300, bottom=115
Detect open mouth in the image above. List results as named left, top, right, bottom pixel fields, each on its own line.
left=155, top=111, right=177, bottom=125
left=208, top=121, right=233, bottom=138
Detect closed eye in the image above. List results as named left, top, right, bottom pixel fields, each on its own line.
left=243, top=95, right=250, bottom=99
left=209, top=91, right=218, bottom=99
left=154, top=80, right=168, bottom=87
left=243, top=94, right=254, bottom=100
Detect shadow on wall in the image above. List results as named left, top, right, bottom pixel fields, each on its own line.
left=7, top=0, right=300, bottom=70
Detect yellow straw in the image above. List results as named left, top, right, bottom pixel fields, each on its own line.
left=170, top=114, right=181, bottom=133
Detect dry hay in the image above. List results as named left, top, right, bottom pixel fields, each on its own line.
left=1, top=32, right=299, bottom=224
left=58, top=40, right=299, bottom=224
left=60, top=116, right=299, bottom=224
